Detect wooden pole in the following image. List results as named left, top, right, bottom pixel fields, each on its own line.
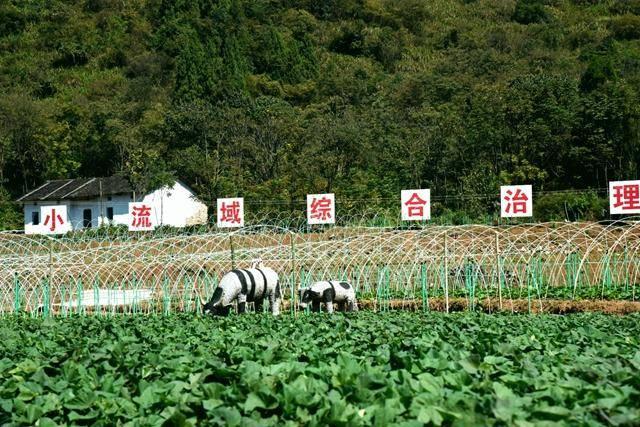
left=229, top=234, right=235, bottom=269
left=47, top=237, right=53, bottom=317
left=99, top=178, right=103, bottom=227
left=496, top=231, right=502, bottom=311
left=444, top=232, right=449, bottom=313
left=290, top=233, right=297, bottom=317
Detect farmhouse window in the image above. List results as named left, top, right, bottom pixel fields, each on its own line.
left=106, top=207, right=114, bottom=221
left=32, top=211, right=39, bottom=225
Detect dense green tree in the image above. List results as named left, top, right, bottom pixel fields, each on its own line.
left=0, top=0, right=639, bottom=223
left=513, top=0, right=550, bottom=25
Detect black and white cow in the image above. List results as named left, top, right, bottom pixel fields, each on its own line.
left=298, top=281, right=358, bottom=313
left=201, top=259, right=281, bottom=316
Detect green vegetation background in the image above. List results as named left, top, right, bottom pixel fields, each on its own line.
left=1, top=0, right=640, bottom=227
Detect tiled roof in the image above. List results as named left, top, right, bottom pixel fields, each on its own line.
left=17, top=176, right=133, bottom=202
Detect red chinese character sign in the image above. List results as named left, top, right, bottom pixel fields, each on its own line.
left=39, top=205, right=71, bottom=235
left=401, top=189, right=430, bottom=221
left=500, top=185, right=533, bottom=218
left=307, top=193, right=335, bottom=225
left=217, top=197, right=244, bottom=228
left=609, top=180, right=640, bottom=214
left=129, top=202, right=156, bottom=231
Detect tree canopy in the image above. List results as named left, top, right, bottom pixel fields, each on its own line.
left=1, top=0, right=639, bottom=224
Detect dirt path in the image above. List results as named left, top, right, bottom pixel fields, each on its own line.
left=37, top=297, right=640, bottom=315
left=352, top=297, right=640, bottom=315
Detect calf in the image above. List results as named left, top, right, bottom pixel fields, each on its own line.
left=299, top=281, right=358, bottom=314
left=201, top=259, right=281, bottom=316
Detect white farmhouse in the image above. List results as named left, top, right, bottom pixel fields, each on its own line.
left=18, top=176, right=208, bottom=233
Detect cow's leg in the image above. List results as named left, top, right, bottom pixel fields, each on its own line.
left=269, top=282, right=281, bottom=316
left=269, top=295, right=281, bottom=316
left=237, top=293, right=247, bottom=314
left=311, top=300, right=321, bottom=312
left=338, top=301, right=346, bottom=312
left=254, top=299, right=264, bottom=313
left=322, top=289, right=334, bottom=314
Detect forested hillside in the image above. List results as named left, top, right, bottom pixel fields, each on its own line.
left=1, top=0, right=640, bottom=224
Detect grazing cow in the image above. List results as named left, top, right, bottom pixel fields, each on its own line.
left=299, top=281, right=358, bottom=313
left=201, top=259, right=281, bottom=316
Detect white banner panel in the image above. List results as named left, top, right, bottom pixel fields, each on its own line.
left=38, top=205, right=71, bottom=235
left=129, top=202, right=156, bottom=231
left=307, top=193, right=335, bottom=225
left=609, top=180, right=640, bottom=214
left=500, top=185, right=533, bottom=218
left=401, top=189, right=430, bottom=221
left=217, top=197, right=244, bottom=228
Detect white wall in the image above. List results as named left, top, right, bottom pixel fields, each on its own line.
left=98, top=194, right=132, bottom=227
left=65, top=194, right=133, bottom=229
left=139, top=181, right=208, bottom=227
left=23, top=181, right=207, bottom=233
left=24, top=194, right=133, bottom=232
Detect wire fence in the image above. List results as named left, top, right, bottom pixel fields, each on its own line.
left=4, top=206, right=506, bottom=237
left=2, top=217, right=640, bottom=316
left=2, top=186, right=610, bottom=234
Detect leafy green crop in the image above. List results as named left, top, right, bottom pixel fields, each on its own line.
left=1, top=312, right=639, bottom=426
left=361, top=284, right=640, bottom=302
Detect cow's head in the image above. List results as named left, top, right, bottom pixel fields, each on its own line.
left=201, top=288, right=231, bottom=316
left=298, top=288, right=319, bottom=309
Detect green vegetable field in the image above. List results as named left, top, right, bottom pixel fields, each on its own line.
left=1, top=312, right=639, bottom=426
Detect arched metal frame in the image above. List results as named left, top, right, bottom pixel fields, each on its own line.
left=2, top=218, right=639, bottom=315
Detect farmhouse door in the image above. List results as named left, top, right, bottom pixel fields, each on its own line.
left=83, top=209, right=92, bottom=228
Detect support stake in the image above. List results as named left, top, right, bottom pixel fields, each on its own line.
left=229, top=234, right=235, bottom=269
left=290, top=233, right=297, bottom=317
left=444, top=232, right=449, bottom=313
left=495, top=231, right=502, bottom=311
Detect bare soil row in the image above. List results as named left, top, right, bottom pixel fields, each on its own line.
left=352, top=297, right=640, bottom=315
left=33, top=297, right=640, bottom=316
